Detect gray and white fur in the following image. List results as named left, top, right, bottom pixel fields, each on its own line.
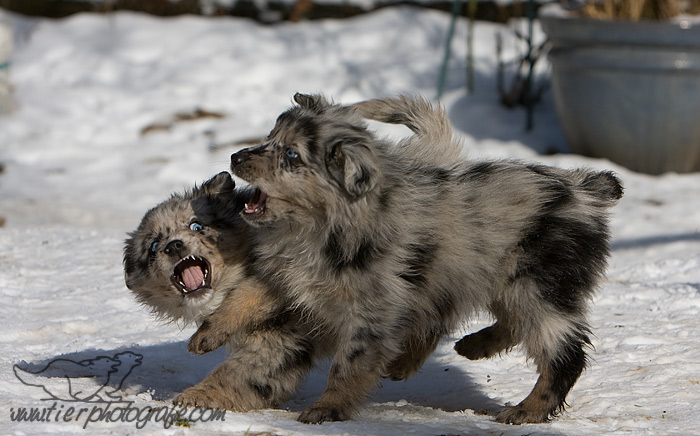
left=229, top=94, right=623, bottom=424
left=123, top=173, right=324, bottom=412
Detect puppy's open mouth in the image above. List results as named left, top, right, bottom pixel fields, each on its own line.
left=171, top=256, right=211, bottom=295
left=243, top=188, right=267, bottom=217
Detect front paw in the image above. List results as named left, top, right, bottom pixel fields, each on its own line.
left=174, top=386, right=225, bottom=410
left=188, top=323, right=228, bottom=355
left=298, top=405, right=349, bottom=424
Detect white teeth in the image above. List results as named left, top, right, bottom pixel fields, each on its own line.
left=244, top=205, right=262, bottom=214
left=244, top=203, right=264, bottom=214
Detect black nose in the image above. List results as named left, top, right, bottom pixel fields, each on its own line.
left=232, top=144, right=267, bottom=170
left=231, top=150, right=247, bottom=168
left=164, top=239, right=185, bottom=258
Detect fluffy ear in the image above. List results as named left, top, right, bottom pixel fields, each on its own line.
left=326, top=141, right=379, bottom=198
left=193, top=172, right=245, bottom=218
left=199, top=172, right=236, bottom=197
left=294, top=93, right=329, bottom=112
left=123, top=233, right=139, bottom=283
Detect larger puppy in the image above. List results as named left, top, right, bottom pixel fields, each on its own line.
left=230, top=94, right=623, bottom=424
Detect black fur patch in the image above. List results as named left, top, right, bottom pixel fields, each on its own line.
left=458, top=161, right=501, bottom=183
left=323, top=227, right=346, bottom=270
left=347, top=347, right=367, bottom=362
left=515, top=215, right=610, bottom=314
left=549, top=331, right=590, bottom=407
left=248, top=380, right=273, bottom=400
left=279, top=338, right=315, bottom=373
left=123, top=241, right=148, bottom=277
left=295, top=116, right=319, bottom=156
left=399, top=240, right=438, bottom=286
left=324, top=227, right=385, bottom=272
left=351, top=326, right=382, bottom=343
left=257, top=309, right=293, bottom=331
left=274, top=110, right=297, bottom=129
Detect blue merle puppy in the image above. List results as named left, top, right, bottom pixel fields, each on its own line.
left=123, top=172, right=327, bottom=412
left=228, top=94, right=623, bottom=424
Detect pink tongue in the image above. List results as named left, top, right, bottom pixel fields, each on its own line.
left=182, top=265, right=204, bottom=291
left=245, top=191, right=267, bottom=214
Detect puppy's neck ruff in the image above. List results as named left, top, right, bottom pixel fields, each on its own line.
left=176, top=287, right=228, bottom=325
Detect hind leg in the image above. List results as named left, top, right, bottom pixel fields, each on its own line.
left=385, top=327, right=443, bottom=381
left=496, top=313, right=590, bottom=424
left=492, top=186, right=607, bottom=423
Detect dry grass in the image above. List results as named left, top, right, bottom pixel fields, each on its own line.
left=571, top=0, right=700, bottom=20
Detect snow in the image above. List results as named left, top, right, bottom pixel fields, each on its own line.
left=1, top=6, right=699, bottom=436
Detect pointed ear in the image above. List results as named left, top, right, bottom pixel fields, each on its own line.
left=294, top=93, right=329, bottom=112
left=200, top=172, right=236, bottom=197
left=326, top=141, right=379, bottom=198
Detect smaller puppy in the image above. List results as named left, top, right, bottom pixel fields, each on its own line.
left=124, top=172, right=319, bottom=411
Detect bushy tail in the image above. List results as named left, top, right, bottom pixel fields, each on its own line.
left=582, top=170, right=624, bottom=204
left=351, top=95, right=463, bottom=167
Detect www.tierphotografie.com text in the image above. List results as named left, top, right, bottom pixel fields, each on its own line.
left=10, top=401, right=225, bottom=429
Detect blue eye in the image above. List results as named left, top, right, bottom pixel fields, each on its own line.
left=286, top=149, right=299, bottom=159
left=150, top=241, right=159, bottom=253
left=189, top=222, right=203, bottom=232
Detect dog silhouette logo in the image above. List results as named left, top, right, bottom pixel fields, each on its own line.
left=13, top=351, right=143, bottom=403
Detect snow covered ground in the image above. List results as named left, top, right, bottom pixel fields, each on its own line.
left=1, top=6, right=699, bottom=436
